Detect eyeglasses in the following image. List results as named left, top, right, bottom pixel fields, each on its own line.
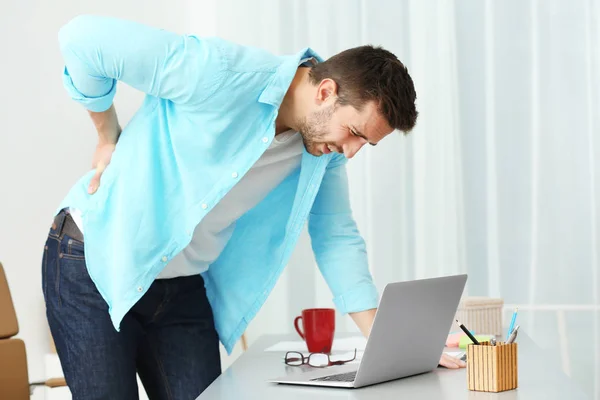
left=284, top=349, right=357, bottom=368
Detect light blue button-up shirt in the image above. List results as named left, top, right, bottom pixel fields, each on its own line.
left=57, top=15, right=379, bottom=353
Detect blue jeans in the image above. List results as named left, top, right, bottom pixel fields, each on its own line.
left=42, top=211, right=221, bottom=400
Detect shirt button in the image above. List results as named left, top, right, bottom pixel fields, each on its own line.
left=262, top=137, right=268, bottom=143
left=137, top=286, right=143, bottom=292
left=232, top=172, right=238, bottom=179
left=161, top=256, right=168, bottom=262
left=202, top=204, right=208, bottom=209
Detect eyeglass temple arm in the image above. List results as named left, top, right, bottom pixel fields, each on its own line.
left=329, top=348, right=357, bottom=365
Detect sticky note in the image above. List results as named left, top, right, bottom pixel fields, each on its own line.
left=446, top=332, right=466, bottom=347
left=459, top=335, right=492, bottom=348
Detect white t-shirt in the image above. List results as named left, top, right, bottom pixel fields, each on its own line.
left=70, top=130, right=304, bottom=279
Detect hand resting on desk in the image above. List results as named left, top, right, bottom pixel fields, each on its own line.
left=438, top=352, right=466, bottom=369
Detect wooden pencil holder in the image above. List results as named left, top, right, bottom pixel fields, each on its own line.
left=467, top=342, right=518, bottom=393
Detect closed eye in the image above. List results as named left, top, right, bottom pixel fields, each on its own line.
left=351, top=127, right=377, bottom=146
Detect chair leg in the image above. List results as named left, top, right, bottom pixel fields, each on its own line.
left=30, top=377, right=68, bottom=394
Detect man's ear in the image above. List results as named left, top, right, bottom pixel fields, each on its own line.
left=315, top=78, right=338, bottom=105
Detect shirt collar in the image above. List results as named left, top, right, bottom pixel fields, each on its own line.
left=258, top=48, right=324, bottom=107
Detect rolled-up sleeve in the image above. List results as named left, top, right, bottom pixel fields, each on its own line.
left=308, top=154, right=379, bottom=314
left=58, top=15, right=226, bottom=112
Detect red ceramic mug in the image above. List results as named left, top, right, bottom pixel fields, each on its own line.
left=294, top=308, right=335, bottom=354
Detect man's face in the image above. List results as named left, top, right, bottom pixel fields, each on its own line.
left=297, top=98, right=394, bottom=159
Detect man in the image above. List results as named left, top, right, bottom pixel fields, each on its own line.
left=43, top=14, right=465, bottom=400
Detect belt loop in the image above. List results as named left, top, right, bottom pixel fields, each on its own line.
left=51, top=209, right=68, bottom=236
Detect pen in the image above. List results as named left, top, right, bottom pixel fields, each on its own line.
left=456, top=319, right=480, bottom=345
left=507, top=325, right=520, bottom=344
left=506, top=308, right=519, bottom=341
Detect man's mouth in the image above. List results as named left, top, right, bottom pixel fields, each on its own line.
left=322, top=144, right=337, bottom=154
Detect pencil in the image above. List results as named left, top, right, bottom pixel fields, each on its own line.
left=456, top=319, right=480, bottom=345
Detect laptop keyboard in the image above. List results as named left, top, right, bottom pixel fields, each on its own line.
left=310, top=371, right=357, bottom=382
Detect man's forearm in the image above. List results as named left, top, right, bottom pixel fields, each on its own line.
left=89, top=104, right=121, bottom=144
left=350, top=308, right=377, bottom=337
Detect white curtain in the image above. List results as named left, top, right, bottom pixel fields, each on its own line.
left=189, top=1, right=600, bottom=396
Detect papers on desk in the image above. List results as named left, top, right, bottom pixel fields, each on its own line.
left=264, top=336, right=367, bottom=352
left=265, top=337, right=466, bottom=365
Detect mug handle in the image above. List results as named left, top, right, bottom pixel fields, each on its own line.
left=294, top=316, right=305, bottom=340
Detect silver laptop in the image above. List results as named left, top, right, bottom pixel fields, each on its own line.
left=269, top=274, right=467, bottom=389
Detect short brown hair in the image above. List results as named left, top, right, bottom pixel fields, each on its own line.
left=309, top=45, right=418, bottom=133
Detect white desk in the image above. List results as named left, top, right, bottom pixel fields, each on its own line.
left=198, top=332, right=590, bottom=399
